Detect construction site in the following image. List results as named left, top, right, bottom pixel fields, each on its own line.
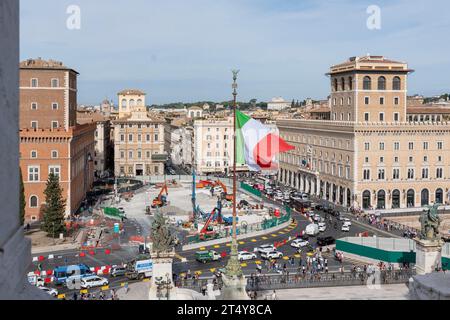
left=99, top=174, right=285, bottom=246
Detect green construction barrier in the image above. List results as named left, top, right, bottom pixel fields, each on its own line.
left=336, top=239, right=416, bottom=264
left=240, top=182, right=262, bottom=198
left=442, top=256, right=450, bottom=270
left=104, top=207, right=125, bottom=221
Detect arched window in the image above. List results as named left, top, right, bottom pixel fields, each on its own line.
left=435, top=188, right=443, bottom=204
left=334, top=78, right=338, bottom=92
left=137, top=99, right=143, bottom=106
left=363, top=190, right=371, bottom=209
left=363, top=76, right=372, bottom=90
left=392, top=190, right=400, bottom=209
left=421, top=189, right=429, bottom=206
left=377, top=190, right=386, bottom=209
left=393, top=76, right=401, bottom=90
left=407, top=189, right=415, bottom=207
left=341, top=78, right=345, bottom=91
left=30, top=195, right=38, bottom=208
left=348, top=77, right=353, bottom=90
left=121, top=99, right=127, bottom=110
left=129, top=99, right=136, bottom=107
left=378, top=76, right=386, bottom=90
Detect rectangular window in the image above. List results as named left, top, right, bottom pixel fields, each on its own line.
left=363, top=169, right=370, bottom=180
left=51, top=78, right=59, bottom=88
left=128, top=134, right=133, bottom=142
left=28, top=166, right=39, bottom=181
left=380, top=97, right=385, bottom=105
left=120, top=151, right=124, bottom=159
left=408, top=169, right=415, bottom=179
left=120, top=134, right=124, bottom=142
left=379, top=142, right=385, bottom=151
left=51, top=150, right=58, bottom=158
left=437, top=142, right=443, bottom=150
left=31, top=121, right=38, bottom=129
left=436, top=168, right=443, bottom=179
left=49, top=166, right=61, bottom=178
left=31, top=150, right=38, bottom=158
left=394, top=113, right=399, bottom=122
left=51, top=121, right=58, bottom=129
left=129, top=151, right=133, bottom=159
left=378, top=169, right=385, bottom=180
left=394, top=97, right=399, bottom=105
left=409, top=142, right=414, bottom=150
left=394, top=142, right=400, bottom=150
left=52, top=103, right=58, bottom=110
left=364, top=113, right=369, bottom=121
left=364, top=142, right=370, bottom=151
left=380, top=157, right=384, bottom=163
left=155, top=134, right=159, bottom=141
left=364, top=97, right=370, bottom=105
left=422, top=168, right=429, bottom=179
left=423, top=142, right=429, bottom=150
left=138, top=134, right=141, bottom=142
left=31, top=78, right=38, bottom=87
left=31, top=102, right=38, bottom=110
left=394, top=156, right=399, bottom=163
left=379, top=113, right=384, bottom=121
left=393, top=169, right=400, bottom=180
left=138, top=151, right=142, bottom=159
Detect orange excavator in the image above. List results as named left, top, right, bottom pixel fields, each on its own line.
left=199, top=207, right=221, bottom=241
left=151, top=183, right=168, bottom=208
left=213, top=180, right=234, bottom=202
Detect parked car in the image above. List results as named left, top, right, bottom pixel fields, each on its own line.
left=291, top=239, right=309, bottom=248
left=38, top=286, right=58, bottom=297
left=80, top=276, right=109, bottom=289
left=317, top=236, right=336, bottom=246
left=261, top=250, right=283, bottom=260
left=314, top=204, right=324, bottom=211
left=238, top=251, right=257, bottom=261
left=110, top=266, right=127, bottom=277
left=341, top=225, right=350, bottom=232
left=342, top=218, right=352, bottom=226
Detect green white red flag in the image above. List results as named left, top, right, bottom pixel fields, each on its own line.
left=236, top=110, right=294, bottom=171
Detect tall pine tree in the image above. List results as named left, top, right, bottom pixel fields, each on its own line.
left=19, top=169, right=25, bottom=226
left=42, top=173, right=66, bottom=238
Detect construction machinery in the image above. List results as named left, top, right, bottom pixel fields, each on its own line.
left=151, top=183, right=168, bottom=208
left=212, top=180, right=234, bottom=202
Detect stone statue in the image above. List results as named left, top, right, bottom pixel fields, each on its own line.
left=151, top=210, right=175, bottom=253
left=419, top=203, right=442, bottom=241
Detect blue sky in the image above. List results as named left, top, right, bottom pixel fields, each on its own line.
left=21, top=0, right=450, bottom=105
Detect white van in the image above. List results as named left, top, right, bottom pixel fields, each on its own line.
left=305, top=223, right=319, bottom=236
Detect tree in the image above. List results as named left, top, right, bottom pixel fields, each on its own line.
left=19, top=169, right=25, bottom=226
left=42, top=173, right=66, bottom=238
left=291, top=99, right=295, bottom=108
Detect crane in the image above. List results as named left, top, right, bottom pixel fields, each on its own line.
left=151, top=183, right=168, bottom=208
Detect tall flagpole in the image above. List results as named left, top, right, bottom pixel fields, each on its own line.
left=225, top=70, right=243, bottom=277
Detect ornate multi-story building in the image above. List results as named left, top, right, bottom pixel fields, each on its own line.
left=277, top=55, right=450, bottom=210
left=19, top=58, right=95, bottom=221
left=112, top=90, right=167, bottom=177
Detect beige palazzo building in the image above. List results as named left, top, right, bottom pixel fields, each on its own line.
left=277, top=55, right=450, bottom=210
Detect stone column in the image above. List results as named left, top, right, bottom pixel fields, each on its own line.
left=0, top=0, right=47, bottom=299
left=415, top=239, right=443, bottom=275
left=336, top=186, right=340, bottom=205
left=316, top=177, right=320, bottom=196
left=343, top=188, right=347, bottom=207
left=148, top=250, right=178, bottom=300
left=300, top=173, right=304, bottom=192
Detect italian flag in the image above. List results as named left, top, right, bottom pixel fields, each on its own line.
left=236, top=110, right=294, bottom=171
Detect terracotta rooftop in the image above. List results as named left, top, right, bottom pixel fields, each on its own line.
left=407, top=105, right=450, bottom=114
left=20, top=58, right=79, bottom=74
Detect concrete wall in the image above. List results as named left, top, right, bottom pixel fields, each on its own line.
left=0, top=0, right=47, bottom=299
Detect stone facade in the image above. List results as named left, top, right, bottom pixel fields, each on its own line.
left=278, top=56, right=450, bottom=210
left=112, top=90, right=167, bottom=177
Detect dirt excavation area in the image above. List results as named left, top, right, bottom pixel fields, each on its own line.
left=387, top=214, right=450, bottom=237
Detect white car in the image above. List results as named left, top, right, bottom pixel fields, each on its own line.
left=80, top=276, right=109, bottom=289
left=257, top=244, right=276, bottom=254
left=291, top=239, right=309, bottom=248
left=318, top=223, right=327, bottom=232
left=238, top=251, right=257, bottom=261
left=341, top=224, right=350, bottom=232
left=39, top=286, right=58, bottom=297
left=261, top=250, right=283, bottom=260
left=342, top=218, right=352, bottom=226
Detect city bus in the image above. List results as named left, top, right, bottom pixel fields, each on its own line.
left=255, top=176, right=273, bottom=190
left=53, top=264, right=92, bottom=286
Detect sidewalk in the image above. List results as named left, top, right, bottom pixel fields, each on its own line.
left=255, top=284, right=410, bottom=300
